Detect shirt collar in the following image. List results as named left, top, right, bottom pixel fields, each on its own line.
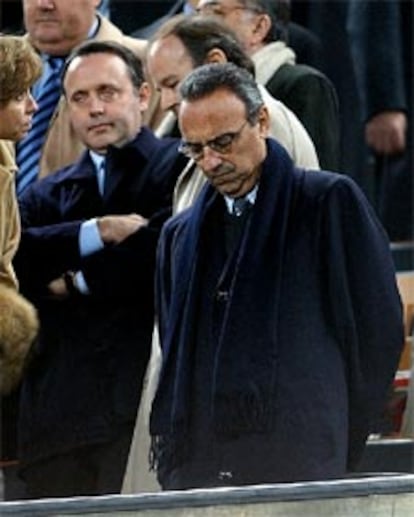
left=89, top=150, right=106, bottom=174
left=87, top=15, right=100, bottom=39
left=224, top=184, right=259, bottom=214
left=183, top=2, right=196, bottom=14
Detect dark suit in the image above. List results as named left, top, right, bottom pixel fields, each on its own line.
left=14, top=127, right=185, bottom=497
left=264, top=62, right=340, bottom=171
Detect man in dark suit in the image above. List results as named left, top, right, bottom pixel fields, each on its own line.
left=14, top=41, right=184, bottom=498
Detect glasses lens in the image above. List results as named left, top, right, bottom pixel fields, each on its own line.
left=209, top=133, right=234, bottom=153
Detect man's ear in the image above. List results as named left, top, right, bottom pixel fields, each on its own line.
left=257, top=104, right=270, bottom=137
left=204, top=47, right=228, bottom=64
left=251, top=14, right=272, bottom=46
left=137, top=82, right=151, bottom=112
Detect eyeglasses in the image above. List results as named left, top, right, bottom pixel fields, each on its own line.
left=178, top=120, right=249, bottom=160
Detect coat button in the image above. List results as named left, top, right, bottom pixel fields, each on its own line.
left=216, top=290, right=229, bottom=302
left=218, top=470, right=233, bottom=481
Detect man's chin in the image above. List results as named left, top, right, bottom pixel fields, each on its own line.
left=88, top=139, right=112, bottom=154
left=216, top=184, right=242, bottom=198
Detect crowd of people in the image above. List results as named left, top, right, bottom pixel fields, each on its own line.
left=0, top=0, right=411, bottom=501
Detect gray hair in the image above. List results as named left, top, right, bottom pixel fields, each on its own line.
left=179, top=62, right=264, bottom=124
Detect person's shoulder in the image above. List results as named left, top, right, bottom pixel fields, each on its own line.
left=279, top=62, right=328, bottom=81
left=19, top=159, right=86, bottom=201
left=95, top=14, right=147, bottom=58
left=300, top=168, right=366, bottom=206
left=161, top=205, right=195, bottom=242
left=143, top=130, right=188, bottom=183
left=270, top=62, right=335, bottom=94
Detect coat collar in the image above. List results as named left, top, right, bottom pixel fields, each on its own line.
left=52, top=127, right=161, bottom=185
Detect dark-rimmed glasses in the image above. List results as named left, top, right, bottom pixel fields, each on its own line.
left=178, top=120, right=249, bottom=160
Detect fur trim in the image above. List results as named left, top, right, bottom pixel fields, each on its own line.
left=0, top=284, right=38, bottom=394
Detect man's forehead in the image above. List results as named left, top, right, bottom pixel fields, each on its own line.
left=198, top=0, right=225, bottom=9
left=180, top=89, right=245, bottom=120
left=150, top=35, right=188, bottom=62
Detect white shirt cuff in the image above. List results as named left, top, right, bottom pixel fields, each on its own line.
left=79, top=218, right=104, bottom=256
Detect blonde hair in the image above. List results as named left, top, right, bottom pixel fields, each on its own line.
left=0, top=36, right=42, bottom=105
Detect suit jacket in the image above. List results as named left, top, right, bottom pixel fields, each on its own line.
left=15, top=128, right=185, bottom=467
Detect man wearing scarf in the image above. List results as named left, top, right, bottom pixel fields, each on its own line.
left=149, top=63, right=404, bottom=490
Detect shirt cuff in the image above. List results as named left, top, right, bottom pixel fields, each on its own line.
left=74, top=271, right=90, bottom=295
left=79, top=218, right=104, bottom=256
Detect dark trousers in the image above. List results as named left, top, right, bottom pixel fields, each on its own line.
left=21, top=426, right=133, bottom=499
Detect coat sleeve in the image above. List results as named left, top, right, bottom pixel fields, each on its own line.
left=79, top=207, right=172, bottom=300
left=322, top=175, right=404, bottom=469
left=154, top=215, right=182, bottom=347
left=0, top=174, right=20, bottom=290
left=14, top=185, right=83, bottom=295
left=347, top=0, right=407, bottom=120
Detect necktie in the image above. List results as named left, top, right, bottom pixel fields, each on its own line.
left=16, top=57, right=64, bottom=195
left=97, top=159, right=106, bottom=196
left=232, top=197, right=251, bottom=217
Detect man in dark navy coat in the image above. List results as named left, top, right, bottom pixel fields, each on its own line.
left=149, top=63, right=404, bottom=490
left=14, top=41, right=185, bottom=498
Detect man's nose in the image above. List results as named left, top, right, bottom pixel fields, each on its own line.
left=199, top=146, right=223, bottom=171
left=89, top=96, right=105, bottom=115
left=160, top=88, right=178, bottom=112
left=36, top=0, right=55, bottom=9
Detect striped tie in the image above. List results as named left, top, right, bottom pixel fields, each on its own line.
left=16, top=56, right=64, bottom=195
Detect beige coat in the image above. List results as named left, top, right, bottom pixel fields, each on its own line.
left=0, top=141, right=19, bottom=290
left=31, top=14, right=158, bottom=179
left=0, top=141, right=39, bottom=394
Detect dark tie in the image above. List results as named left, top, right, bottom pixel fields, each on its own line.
left=232, top=197, right=251, bottom=217
left=16, top=56, right=64, bottom=195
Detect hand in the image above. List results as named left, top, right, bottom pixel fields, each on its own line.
left=47, top=276, right=68, bottom=299
left=365, top=111, right=407, bottom=155
left=97, top=214, right=148, bottom=245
